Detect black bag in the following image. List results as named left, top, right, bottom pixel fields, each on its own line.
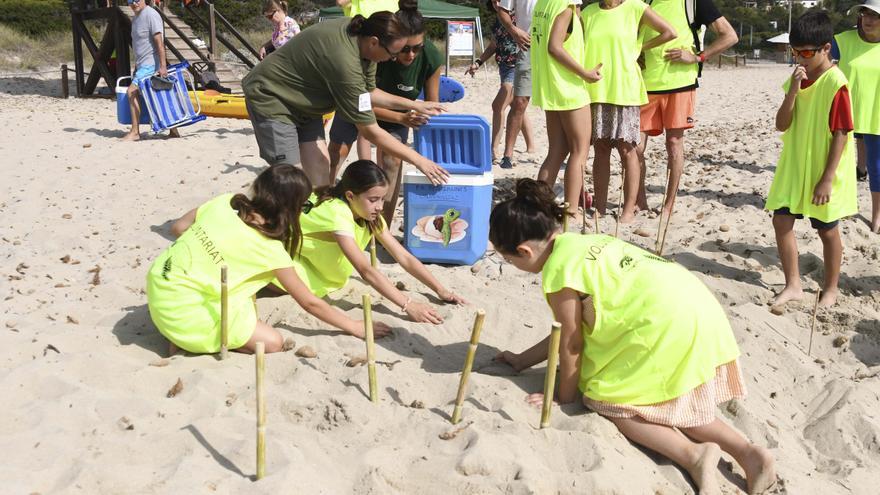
left=150, top=75, right=175, bottom=91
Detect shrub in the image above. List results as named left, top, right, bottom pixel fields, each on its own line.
left=0, top=0, right=70, bottom=37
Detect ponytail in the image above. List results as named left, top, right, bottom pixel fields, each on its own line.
left=347, top=11, right=405, bottom=46
left=489, top=179, right=567, bottom=254
left=395, top=0, right=425, bottom=35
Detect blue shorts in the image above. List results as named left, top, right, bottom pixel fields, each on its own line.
left=133, top=65, right=156, bottom=85
left=856, top=133, right=880, bottom=193
left=499, top=63, right=515, bottom=84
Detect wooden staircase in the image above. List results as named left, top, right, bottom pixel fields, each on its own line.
left=118, top=5, right=245, bottom=93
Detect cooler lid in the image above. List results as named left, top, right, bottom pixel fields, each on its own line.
left=403, top=171, right=494, bottom=186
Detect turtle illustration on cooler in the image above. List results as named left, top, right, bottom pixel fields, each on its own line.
left=432, top=208, right=462, bottom=246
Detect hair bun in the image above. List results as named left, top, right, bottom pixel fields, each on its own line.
left=398, top=0, right=418, bottom=12
left=347, top=15, right=366, bottom=34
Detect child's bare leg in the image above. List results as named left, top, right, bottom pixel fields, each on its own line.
left=592, top=139, right=613, bottom=216
left=662, top=128, right=686, bottom=217
left=559, top=106, right=591, bottom=221
left=610, top=416, right=722, bottom=495
left=872, top=192, right=880, bottom=233
left=617, top=141, right=640, bottom=223
left=238, top=321, right=284, bottom=354
left=536, top=111, right=568, bottom=198
left=681, top=418, right=776, bottom=494
left=522, top=107, right=537, bottom=154
left=771, top=213, right=803, bottom=306
left=636, top=132, right=650, bottom=211
left=817, top=224, right=841, bottom=307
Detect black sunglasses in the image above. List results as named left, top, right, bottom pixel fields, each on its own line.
left=400, top=43, right=424, bottom=55
left=302, top=199, right=314, bottom=214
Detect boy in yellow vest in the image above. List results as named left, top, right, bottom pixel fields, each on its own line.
left=766, top=11, right=858, bottom=309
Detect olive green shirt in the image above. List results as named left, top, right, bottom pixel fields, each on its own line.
left=243, top=18, right=377, bottom=126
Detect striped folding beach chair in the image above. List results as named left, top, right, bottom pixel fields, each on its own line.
left=138, top=61, right=206, bottom=134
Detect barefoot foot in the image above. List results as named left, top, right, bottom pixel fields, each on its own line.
left=743, top=444, right=776, bottom=494
left=685, top=442, right=722, bottom=495
left=772, top=285, right=804, bottom=307
left=818, top=288, right=838, bottom=308
left=619, top=209, right=637, bottom=224
left=168, top=128, right=180, bottom=138
left=120, top=132, right=140, bottom=142
left=167, top=341, right=179, bottom=357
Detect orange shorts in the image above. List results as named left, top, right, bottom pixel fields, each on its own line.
left=640, top=90, right=696, bottom=136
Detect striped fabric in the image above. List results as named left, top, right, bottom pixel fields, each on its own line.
left=138, top=61, right=206, bottom=134
left=584, top=360, right=747, bottom=428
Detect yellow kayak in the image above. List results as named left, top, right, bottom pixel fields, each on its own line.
left=189, top=90, right=334, bottom=123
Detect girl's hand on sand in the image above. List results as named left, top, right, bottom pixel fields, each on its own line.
left=525, top=392, right=556, bottom=408
left=413, top=100, right=447, bottom=117
left=584, top=63, right=603, bottom=83
left=348, top=320, right=393, bottom=339
left=406, top=301, right=443, bottom=324
left=494, top=350, right=524, bottom=371
left=437, top=289, right=467, bottom=305
left=664, top=48, right=698, bottom=64
left=812, top=179, right=832, bottom=205
left=789, top=65, right=807, bottom=93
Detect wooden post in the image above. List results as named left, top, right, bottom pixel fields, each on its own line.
left=655, top=168, right=670, bottom=254
left=808, top=290, right=821, bottom=356
left=540, top=322, right=562, bottom=428
left=363, top=294, right=378, bottom=403
left=220, top=265, right=229, bottom=360
left=255, top=342, right=266, bottom=480
left=451, top=309, right=486, bottom=424
left=370, top=235, right=377, bottom=268
left=614, top=165, right=626, bottom=238
left=562, top=202, right=569, bottom=232
left=208, top=3, right=217, bottom=61
left=61, top=64, right=69, bottom=99
left=580, top=189, right=588, bottom=234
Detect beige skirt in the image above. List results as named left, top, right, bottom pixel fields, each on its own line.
left=584, top=360, right=747, bottom=428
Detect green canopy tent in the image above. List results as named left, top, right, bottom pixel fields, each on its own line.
left=319, top=0, right=485, bottom=73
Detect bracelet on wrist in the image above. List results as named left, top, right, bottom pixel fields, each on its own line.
left=475, top=59, right=484, bottom=67
left=401, top=297, right=412, bottom=313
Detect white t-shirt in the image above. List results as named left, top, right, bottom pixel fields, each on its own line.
left=499, top=0, right=580, bottom=32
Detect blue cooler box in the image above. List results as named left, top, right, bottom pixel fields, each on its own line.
left=413, top=115, right=491, bottom=175
left=403, top=171, right=493, bottom=265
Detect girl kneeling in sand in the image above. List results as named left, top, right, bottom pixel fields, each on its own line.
left=490, top=178, right=776, bottom=495
left=271, top=159, right=465, bottom=325
left=147, top=165, right=387, bottom=354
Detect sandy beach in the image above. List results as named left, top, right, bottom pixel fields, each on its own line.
left=1, top=61, right=880, bottom=494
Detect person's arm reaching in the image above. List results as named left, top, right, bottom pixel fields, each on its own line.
left=357, top=122, right=450, bottom=185
left=274, top=266, right=392, bottom=338
left=170, top=208, right=197, bottom=238
left=466, top=40, right=497, bottom=76
left=376, top=227, right=466, bottom=304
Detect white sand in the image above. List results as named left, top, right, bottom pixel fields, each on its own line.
left=2, top=62, right=880, bottom=494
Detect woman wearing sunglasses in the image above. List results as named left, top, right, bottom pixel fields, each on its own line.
left=146, top=166, right=384, bottom=356
left=243, top=0, right=450, bottom=189
left=832, top=0, right=880, bottom=232
left=258, top=0, right=301, bottom=60
left=328, top=1, right=444, bottom=225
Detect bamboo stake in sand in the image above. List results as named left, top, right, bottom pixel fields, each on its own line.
left=655, top=168, right=672, bottom=255
left=255, top=342, right=266, bottom=480
left=562, top=202, right=570, bottom=232
left=594, top=209, right=600, bottom=234
left=451, top=309, right=486, bottom=424
left=370, top=235, right=377, bottom=268
left=581, top=188, right=588, bottom=234
left=808, top=289, right=821, bottom=356
left=540, top=322, right=562, bottom=429
left=220, top=265, right=229, bottom=360
left=614, top=166, right=626, bottom=238
left=363, top=294, right=378, bottom=403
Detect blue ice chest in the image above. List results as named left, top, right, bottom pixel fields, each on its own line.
left=403, top=171, right=493, bottom=265
left=413, top=115, right=491, bottom=175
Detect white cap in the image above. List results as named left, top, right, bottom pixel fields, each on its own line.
left=849, top=0, right=880, bottom=16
